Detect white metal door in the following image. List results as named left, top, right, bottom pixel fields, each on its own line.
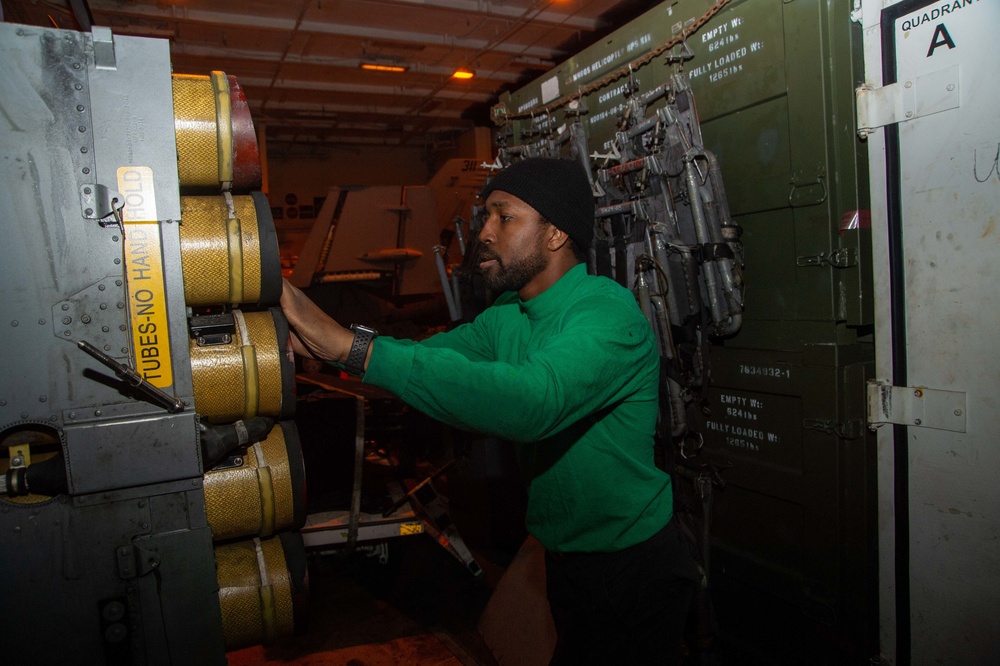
left=859, top=0, right=1000, bottom=663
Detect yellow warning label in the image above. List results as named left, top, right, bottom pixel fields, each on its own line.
left=116, top=166, right=173, bottom=388
left=399, top=522, right=424, bottom=536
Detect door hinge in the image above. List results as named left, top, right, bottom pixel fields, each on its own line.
left=866, top=380, right=967, bottom=432
left=856, top=65, right=960, bottom=139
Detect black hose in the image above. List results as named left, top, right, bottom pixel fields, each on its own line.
left=200, top=417, right=275, bottom=468
left=2, top=454, right=69, bottom=497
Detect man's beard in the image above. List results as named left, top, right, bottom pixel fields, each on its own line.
left=480, top=247, right=547, bottom=294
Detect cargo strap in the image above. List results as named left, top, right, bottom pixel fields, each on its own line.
left=211, top=71, right=233, bottom=190
left=223, top=191, right=245, bottom=305
left=252, top=537, right=278, bottom=644
left=233, top=310, right=260, bottom=417
left=253, top=441, right=276, bottom=538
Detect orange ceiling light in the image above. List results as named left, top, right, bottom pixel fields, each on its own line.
left=451, top=69, right=474, bottom=80
left=360, top=62, right=408, bottom=73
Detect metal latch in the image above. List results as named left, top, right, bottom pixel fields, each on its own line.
left=92, top=25, right=117, bottom=70
left=189, top=313, right=235, bottom=346
left=856, top=65, right=960, bottom=139
left=116, top=544, right=161, bottom=579
left=797, top=248, right=856, bottom=268
left=80, top=184, right=123, bottom=220
left=866, top=380, right=967, bottom=432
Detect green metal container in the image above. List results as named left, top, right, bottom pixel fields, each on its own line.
left=695, top=342, right=877, bottom=659
left=494, top=0, right=872, bottom=346
left=494, top=0, right=878, bottom=659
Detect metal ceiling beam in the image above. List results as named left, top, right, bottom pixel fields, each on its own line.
left=297, top=19, right=559, bottom=59
left=237, top=75, right=496, bottom=103
left=89, top=0, right=600, bottom=31
left=364, top=0, right=605, bottom=30
left=89, top=3, right=568, bottom=59
left=168, top=44, right=524, bottom=83
left=253, top=99, right=468, bottom=121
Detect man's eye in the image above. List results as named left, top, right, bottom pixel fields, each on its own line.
left=499, top=215, right=512, bottom=223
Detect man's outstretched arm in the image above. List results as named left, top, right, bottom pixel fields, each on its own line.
left=280, top=278, right=370, bottom=370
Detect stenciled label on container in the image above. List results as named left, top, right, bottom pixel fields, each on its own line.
left=704, top=389, right=801, bottom=466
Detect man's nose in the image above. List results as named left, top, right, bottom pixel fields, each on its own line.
left=479, top=217, right=497, bottom=244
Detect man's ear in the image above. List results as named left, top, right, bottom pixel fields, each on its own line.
left=547, top=226, right=571, bottom=252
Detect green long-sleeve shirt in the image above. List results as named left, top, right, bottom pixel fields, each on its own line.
left=363, top=263, right=672, bottom=553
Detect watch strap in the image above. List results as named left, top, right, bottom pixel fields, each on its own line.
left=344, top=324, right=377, bottom=376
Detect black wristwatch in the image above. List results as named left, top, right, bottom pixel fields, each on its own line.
left=344, top=324, right=378, bottom=376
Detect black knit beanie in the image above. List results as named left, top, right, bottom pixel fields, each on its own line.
left=480, top=157, right=595, bottom=252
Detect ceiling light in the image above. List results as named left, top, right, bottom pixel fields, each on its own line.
left=451, top=69, right=474, bottom=80
left=360, top=62, right=408, bottom=73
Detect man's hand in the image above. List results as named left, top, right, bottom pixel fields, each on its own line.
left=280, top=279, right=354, bottom=364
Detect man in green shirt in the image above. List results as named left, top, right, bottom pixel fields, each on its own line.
left=281, top=157, right=697, bottom=664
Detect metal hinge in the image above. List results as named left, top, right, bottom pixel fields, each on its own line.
left=866, top=380, right=967, bottom=432
left=856, top=65, right=960, bottom=139
left=797, top=247, right=856, bottom=268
